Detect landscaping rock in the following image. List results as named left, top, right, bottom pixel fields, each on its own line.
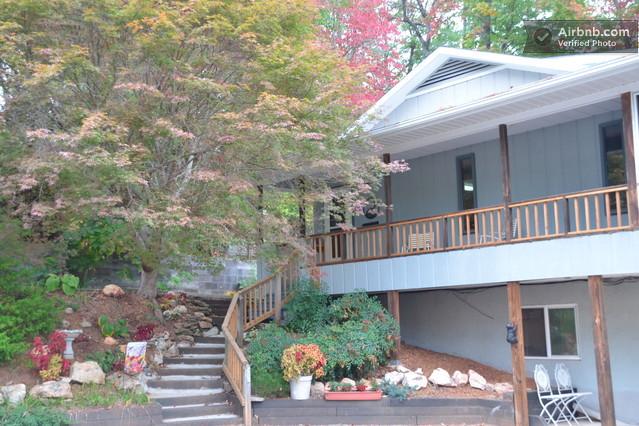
left=452, top=370, right=469, bottom=386
left=29, top=381, right=73, bottom=399
left=428, top=368, right=455, bottom=387
left=102, top=284, right=125, bottom=297
left=64, top=307, right=74, bottom=314
left=402, top=372, right=429, bottom=390
left=108, top=372, right=142, bottom=392
left=340, top=378, right=356, bottom=386
left=163, top=343, right=179, bottom=357
left=383, top=371, right=404, bottom=385
left=104, top=336, right=117, bottom=346
left=203, top=326, right=220, bottom=337
left=468, top=369, right=487, bottom=390
left=70, top=361, right=105, bottom=384
left=396, top=365, right=411, bottom=373
left=176, top=335, right=195, bottom=344
left=80, top=319, right=92, bottom=328
left=415, top=368, right=423, bottom=375
left=311, top=382, right=325, bottom=399
left=1, top=384, right=26, bottom=405
left=198, top=321, right=213, bottom=329
left=163, top=305, right=188, bottom=319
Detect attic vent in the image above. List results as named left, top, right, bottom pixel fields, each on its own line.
left=415, top=59, right=494, bottom=90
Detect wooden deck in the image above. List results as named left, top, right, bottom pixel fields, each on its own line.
left=309, top=185, right=632, bottom=266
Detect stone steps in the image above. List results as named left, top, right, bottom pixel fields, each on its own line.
left=147, top=321, right=240, bottom=425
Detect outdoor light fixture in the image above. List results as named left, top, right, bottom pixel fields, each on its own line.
left=506, top=323, right=518, bottom=344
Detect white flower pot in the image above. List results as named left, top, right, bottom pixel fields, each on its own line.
left=289, top=375, right=313, bottom=400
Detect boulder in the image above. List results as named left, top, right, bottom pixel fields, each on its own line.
left=64, top=307, right=74, bottom=314
left=1, top=384, right=26, bottom=405
left=468, top=369, right=487, bottom=390
left=80, top=319, right=92, bottom=328
left=396, top=365, right=411, bottom=373
left=102, top=284, right=125, bottom=297
left=402, top=372, right=429, bottom=390
left=310, top=382, right=325, bottom=399
left=108, top=372, right=142, bottom=392
left=174, top=305, right=188, bottom=315
left=29, top=381, right=73, bottom=399
left=203, top=326, right=220, bottom=337
left=415, top=368, right=423, bottom=375
left=150, top=350, right=163, bottom=366
left=383, top=371, right=404, bottom=385
left=428, top=368, right=455, bottom=387
left=70, top=361, right=105, bottom=384
left=103, top=336, right=117, bottom=346
left=198, top=321, right=213, bottom=329
left=340, top=378, right=356, bottom=386
left=452, top=370, right=469, bottom=386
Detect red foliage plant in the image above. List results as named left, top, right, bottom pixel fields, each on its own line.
left=29, top=331, right=67, bottom=374
left=133, top=324, right=156, bottom=341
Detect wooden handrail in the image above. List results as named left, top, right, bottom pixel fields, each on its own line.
left=221, top=255, right=300, bottom=426
left=309, top=185, right=632, bottom=265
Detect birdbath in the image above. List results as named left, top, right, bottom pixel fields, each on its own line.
left=60, top=329, right=83, bottom=360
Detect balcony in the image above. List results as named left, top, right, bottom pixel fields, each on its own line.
left=309, top=185, right=632, bottom=266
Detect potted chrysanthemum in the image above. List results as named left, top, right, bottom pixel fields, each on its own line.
left=281, top=343, right=326, bottom=400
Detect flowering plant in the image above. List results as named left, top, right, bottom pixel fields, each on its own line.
left=281, top=344, right=326, bottom=381
left=29, top=331, right=70, bottom=380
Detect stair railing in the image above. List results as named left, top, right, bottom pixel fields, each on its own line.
left=221, top=255, right=300, bottom=426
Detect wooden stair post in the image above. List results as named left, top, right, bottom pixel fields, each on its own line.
left=387, top=290, right=401, bottom=357
left=499, top=124, right=513, bottom=241
left=621, top=92, right=638, bottom=227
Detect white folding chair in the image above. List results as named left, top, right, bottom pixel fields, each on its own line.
left=406, top=232, right=433, bottom=252
left=554, top=363, right=593, bottom=424
left=534, top=364, right=574, bottom=425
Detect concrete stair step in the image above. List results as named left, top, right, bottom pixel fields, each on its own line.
left=194, top=336, right=225, bottom=344
left=164, top=356, right=223, bottom=364
left=162, top=413, right=240, bottom=424
left=153, top=392, right=230, bottom=408
left=162, top=404, right=235, bottom=420
left=146, top=378, right=223, bottom=389
left=147, top=388, right=225, bottom=399
left=159, top=367, right=223, bottom=376
left=180, top=346, right=225, bottom=355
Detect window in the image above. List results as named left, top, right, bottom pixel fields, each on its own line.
left=457, top=154, right=477, bottom=211
left=601, top=120, right=625, bottom=187
left=522, top=305, right=579, bottom=358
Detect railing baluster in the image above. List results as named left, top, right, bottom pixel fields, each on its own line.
left=605, top=192, right=612, bottom=228
left=584, top=196, right=591, bottom=230
left=534, top=205, right=540, bottom=237
left=573, top=198, right=580, bottom=232
left=615, top=191, right=621, bottom=226
left=543, top=203, right=549, bottom=236
left=594, top=195, right=601, bottom=230
left=525, top=206, right=530, bottom=238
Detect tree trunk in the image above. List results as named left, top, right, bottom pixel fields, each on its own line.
left=138, top=265, right=159, bottom=299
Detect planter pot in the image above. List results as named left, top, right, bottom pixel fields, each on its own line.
left=290, top=375, right=313, bottom=400
left=324, top=390, right=383, bottom=401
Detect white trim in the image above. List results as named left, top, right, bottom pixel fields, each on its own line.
left=522, top=304, right=580, bottom=360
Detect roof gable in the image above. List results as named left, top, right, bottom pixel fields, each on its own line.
left=413, top=58, right=495, bottom=92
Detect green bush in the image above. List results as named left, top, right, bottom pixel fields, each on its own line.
left=246, top=323, right=296, bottom=397
left=44, top=273, right=80, bottom=295
left=0, top=400, right=70, bottom=426
left=97, top=315, right=129, bottom=338
left=86, top=349, right=124, bottom=373
left=0, top=286, right=61, bottom=364
left=284, top=279, right=329, bottom=334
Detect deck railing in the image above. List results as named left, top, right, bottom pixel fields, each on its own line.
left=221, top=256, right=300, bottom=425
left=309, top=185, right=632, bottom=266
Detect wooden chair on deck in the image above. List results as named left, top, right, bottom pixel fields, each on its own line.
left=405, top=232, right=433, bottom=252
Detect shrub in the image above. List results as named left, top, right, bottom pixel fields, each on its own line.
left=0, top=400, right=70, bottom=426
left=86, top=349, right=124, bottom=374
left=280, top=344, right=326, bottom=381
left=29, top=331, right=71, bottom=379
left=379, top=380, right=412, bottom=400
left=246, top=323, right=296, bottom=397
left=97, top=315, right=129, bottom=338
left=284, top=279, right=329, bottom=333
left=132, top=324, right=155, bottom=341
left=44, top=273, right=79, bottom=295
left=0, top=287, right=60, bottom=364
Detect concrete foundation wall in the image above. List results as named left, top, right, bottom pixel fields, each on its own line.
left=400, top=280, right=639, bottom=424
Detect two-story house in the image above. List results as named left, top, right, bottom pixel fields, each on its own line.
left=309, top=48, right=639, bottom=424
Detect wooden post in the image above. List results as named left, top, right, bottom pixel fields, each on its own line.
left=588, top=275, right=616, bottom=425
left=237, top=297, right=245, bottom=346
left=507, top=282, right=529, bottom=426
left=387, top=290, right=401, bottom=356
left=499, top=124, right=513, bottom=241
left=274, top=274, right=282, bottom=323
left=621, top=92, right=638, bottom=227
left=383, top=153, right=393, bottom=256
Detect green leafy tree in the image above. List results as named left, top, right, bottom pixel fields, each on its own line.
left=0, top=0, right=397, bottom=298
